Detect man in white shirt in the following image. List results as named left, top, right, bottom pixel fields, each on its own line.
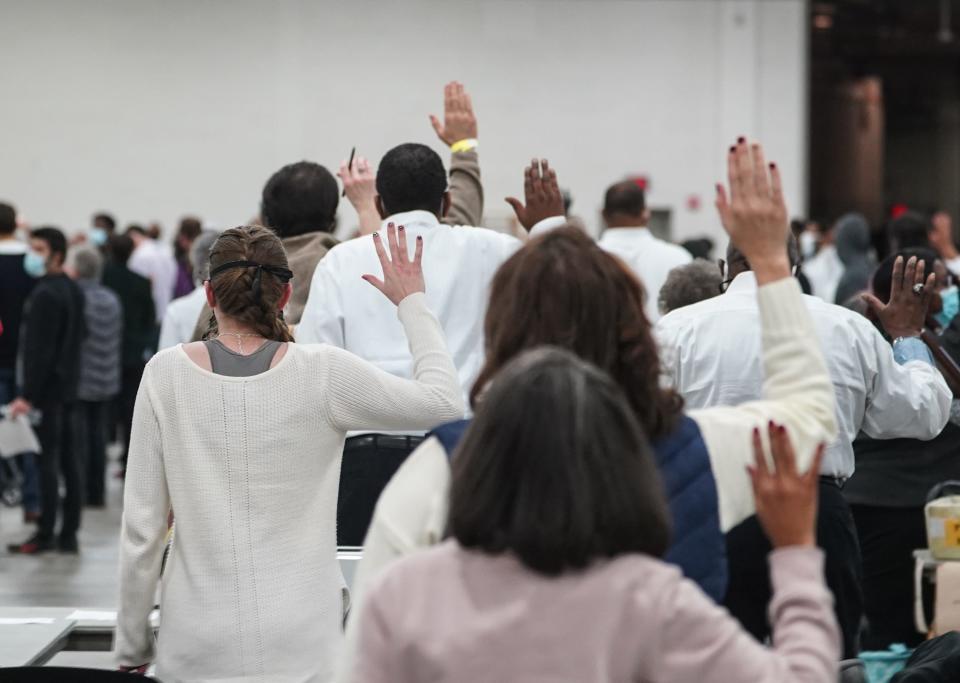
left=597, top=180, right=691, bottom=322
left=657, top=241, right=951, bottom=657
left=158, top=229, right=219, bottom=350
left=127, top=225, right=177, bottom=324
left=803, top=218, right=844, bottom=302
left=297, top=144, right=564, bottom=544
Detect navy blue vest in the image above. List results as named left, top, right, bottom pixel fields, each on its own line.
left=430, top=415, right=727, bottom=602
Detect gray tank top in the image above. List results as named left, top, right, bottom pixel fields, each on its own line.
left=204, top=339, right=283, bottom=377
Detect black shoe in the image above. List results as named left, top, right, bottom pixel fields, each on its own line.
left=58, top=536, right=79, bottom=554
left=8, top=535, right=56, bottom=554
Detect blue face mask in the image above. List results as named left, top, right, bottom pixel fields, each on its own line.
left=90, top=227, right=108, bottom=246
left=23, top=251, right=47, bottom=278
left=935, top=285, right=960, bottom=328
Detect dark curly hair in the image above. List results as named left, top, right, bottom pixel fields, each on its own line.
left=471, top=227, right=683, bottom=440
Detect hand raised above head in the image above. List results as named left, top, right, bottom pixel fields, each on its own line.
left=430, top=81, right=478, bottom=147
left=715, top=139, right=791, bottom=284
left=338, top=155, right=375, bottom=209
left=505, top=159, right=565, bottom=232
left=748, top=421, right=824, bottom=549
left=362, top=223, right=425, bottom=306
left=861, top=255, right=935, bottom=339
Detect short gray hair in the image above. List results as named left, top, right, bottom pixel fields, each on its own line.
left=658, top=259, right=722, bottom=315
left=71, top=245, right=103, bottom=281
left=190, top=229, right=220, bottom=284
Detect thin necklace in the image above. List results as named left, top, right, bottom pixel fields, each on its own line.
left=216, top=332, right=264, bottom=355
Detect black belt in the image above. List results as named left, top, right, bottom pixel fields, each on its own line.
left=819, top=475, right=848, bottom=489
left=345, top=434, right=425, bottom=450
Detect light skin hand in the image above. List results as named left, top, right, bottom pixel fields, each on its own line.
left=505, top=159, right=565, bottom=231
left=338, top=155, right=380, bottom=236
left=7, top=397, right=32, bottom=419
left=362, top=223, right=425, bottom=305
left=861, top=255, right=935, bottom=339
left=430, top=81, right=478, bottom=146
left=715, top=139, right=791, bottom=285
left=748, top=421, right=824, bottom=549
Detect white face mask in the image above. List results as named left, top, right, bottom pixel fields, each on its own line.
left=799, top=231, right=818, bottom=259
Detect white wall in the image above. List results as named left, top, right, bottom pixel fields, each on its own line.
left=0, top=0, right=806, bottom=245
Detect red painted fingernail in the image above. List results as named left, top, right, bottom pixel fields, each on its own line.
left=417, top=236, right=422, bottom=241
left=778, top=425, right=786, bottom=434
left=398, top=225, right=405, bottom=231
left=752, top=427, right=759, bottom=437
left=769, top=162, right=776, bottom=169
left=729, top=146, right=735, bottom=153
left=737, top=136, right=745, bottom=143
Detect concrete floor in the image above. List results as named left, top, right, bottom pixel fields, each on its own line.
left=0, top=457, right=124, bottom=608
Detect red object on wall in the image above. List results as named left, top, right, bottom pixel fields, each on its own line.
left=630, top=175, right=649, bottom=192
left=890, top=203, right=909, bottom=219
left=686, top=194, right=701, bottom=211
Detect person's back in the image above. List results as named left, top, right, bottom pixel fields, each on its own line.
left=0, top=203, right=35, bottom=376
left=115, top=225, right=464, bottom=681
left=657, top=254, right=950, bottom=657
left=349, top=349, right=839, bottom=683
left=597, top=180, right=691, bottom=323
left=103, top=241, right=156, bottom=369
left=75, top=278, right=122, bottom=402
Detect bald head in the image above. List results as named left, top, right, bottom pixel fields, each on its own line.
left=603, top=181, right=648, bottom=228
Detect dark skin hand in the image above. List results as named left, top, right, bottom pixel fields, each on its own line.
left=505, top=159, right=565, bottom=231
left=861, top=255, right=936, bottom=339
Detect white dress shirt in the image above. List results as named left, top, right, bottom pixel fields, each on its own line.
left=598, top=227, right=692, bottom=323
left=656, top=271, right=951, bottom=478
left=297, top=211, right=565, bottom=411
left=803, top=243, right=844, bottom=303
left=128, top=238, right=178, bottom=323
left=157, top=285, right=207, bottom=351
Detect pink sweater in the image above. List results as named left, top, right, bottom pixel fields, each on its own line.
left=350, top=541, right=839, bottom=683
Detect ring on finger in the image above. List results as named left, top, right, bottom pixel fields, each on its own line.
left=913, top=283, right=925, bottom=295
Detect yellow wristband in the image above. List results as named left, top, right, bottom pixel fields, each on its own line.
left=450, top=138, right=478, bottom=153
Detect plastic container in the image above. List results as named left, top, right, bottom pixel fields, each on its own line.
left=859, top=644, right=911, bottom=683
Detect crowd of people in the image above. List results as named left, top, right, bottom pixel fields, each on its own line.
left=1, top=81, right=959, bottom=681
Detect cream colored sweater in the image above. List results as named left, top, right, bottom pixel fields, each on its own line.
left=114, top=293, right=464, bottom=683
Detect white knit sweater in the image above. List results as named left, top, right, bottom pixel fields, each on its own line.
left=115, top=293, right=464, bottom=683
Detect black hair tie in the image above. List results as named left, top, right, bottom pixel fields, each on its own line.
left=208, top=260, right=294, bottom=302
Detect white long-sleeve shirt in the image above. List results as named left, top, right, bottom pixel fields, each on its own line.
left=598, top=227, right=692, bottom=323
left=803, top=244, right=844, bottom=303
left=115, top=293, right=464, bottom=682
left=336, top=276, right=839, bottom=682
left=656, top=272, right=951, bottom=479
left=128, top=239, right=178, bottom=323
left=157, top=286, right=207, bottom=351
left=296, top=211, right=564, bottom=407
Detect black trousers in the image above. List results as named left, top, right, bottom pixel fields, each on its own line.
left=851, top=503, right=931, bottom=649
left=724, top=479, right=863, bottom=659
left=36, top=401, right=82, bottom=543
left=337, top=434, right=423, bottom=546
left=118, top=363, right=145, bottom=466
left=74, top=400, right=109, bottom=506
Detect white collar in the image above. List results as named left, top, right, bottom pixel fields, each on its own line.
left=382, top=210, right=441, bottom=230
left=602, top=226, right=651, bottom=240
left=725, top=271, right=758, bottom=294
left=0, top=239, right=27, bottom=255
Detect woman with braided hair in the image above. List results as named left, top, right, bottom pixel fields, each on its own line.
left=115, top=224, right=464, bottom=681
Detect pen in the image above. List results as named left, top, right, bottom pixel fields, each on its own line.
left=342, top=147, right=356, bottom=196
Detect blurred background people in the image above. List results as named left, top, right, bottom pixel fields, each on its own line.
left=102, top=234, right=155, bottom=477
left=69, top=245, right=122, bottom=508
left=7, top=227, right=86, bottom=555
left=172, top=216, right=203, bottom=299
left=657, top=259, right=723, bottom=315
left=126, top=223, right=176, bottom=326
left=598, top=180, right=691, bottom=323
left=0, top=201, right=40, bottom=521
left=159, top=229, right=219, bottom=350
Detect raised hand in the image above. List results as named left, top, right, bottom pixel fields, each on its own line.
left=861, top=255, right=935, bottom=339
left=715, top=139, right=790, bottom=284
left=430, top=81, right=478, bottom=147
left=748, top=421, right=824, bottom=549
left=362, top=223, right=425, bottom=305
left=338, top=154, right=379, bottom=236
left=505, top=159, right=565, bottom=232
